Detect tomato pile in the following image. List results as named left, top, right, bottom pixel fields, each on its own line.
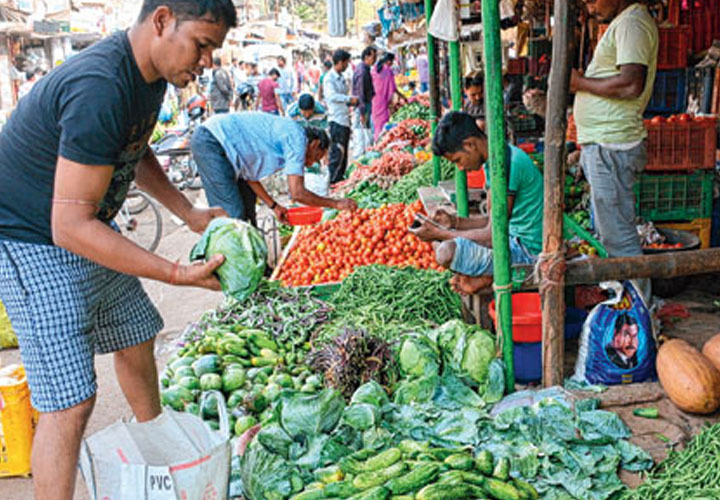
left=278, top=202, right=441, bottom=287
left=644, top=242, right=684, bottom=250
left=645, top=113, right=716, bottom=127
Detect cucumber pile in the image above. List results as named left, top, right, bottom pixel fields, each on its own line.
left=290, top=444, right=538, bottom=500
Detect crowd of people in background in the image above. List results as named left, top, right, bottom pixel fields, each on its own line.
left=159, top=45, right=423, bottom=173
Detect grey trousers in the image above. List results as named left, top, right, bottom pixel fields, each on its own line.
left=581, top=142, right=651, bottom=301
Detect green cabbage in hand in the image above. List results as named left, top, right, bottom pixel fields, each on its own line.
left=190, top=218, right=268, bottom=301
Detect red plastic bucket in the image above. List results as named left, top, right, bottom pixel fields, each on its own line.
left=488, top=293, right=542, bottom=343
left=467, top=169, right=486, bottom=189
left=287, top=206, right=322, bottom=226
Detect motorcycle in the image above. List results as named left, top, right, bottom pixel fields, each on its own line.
left=152, top=95, right=206, bottom=190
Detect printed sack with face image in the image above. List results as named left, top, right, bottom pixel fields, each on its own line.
left=572, top=280, right=657, bottom=385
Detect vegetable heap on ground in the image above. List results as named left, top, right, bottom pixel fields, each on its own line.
left=390, top=101, right=431, bottom=122
left=349, top=151, right=416, bottom=179
left=373, top=119, right=431, bottom=152
left=316, top=265, right=462, bottom=344
left=277, top=203, right=439, bottom=287
left=160, top=281, right=331, bottom=433
left=620, top=422, right=720, bottom=500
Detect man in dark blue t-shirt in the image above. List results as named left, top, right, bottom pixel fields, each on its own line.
left=0, top=2, right=236, bottom=498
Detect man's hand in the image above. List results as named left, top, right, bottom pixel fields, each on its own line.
left=175, top=254, right=225, bottom=290
left=334, top=198, right=358, bottom=211
left=570, top=68, right=584, bottom=94
left=186, top=206, right=228, bottom=234
left=432, top=208, right=456, bottom=229
left=409, top=219, right=445, bottom=242
left=273, top=204, right=288, bottom=223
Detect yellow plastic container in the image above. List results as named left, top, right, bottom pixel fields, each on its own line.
left=0, top=300, right=18, bottom=349
left=657, top=217, right=712, bottom=249
left=0, top=364, right=36, bottom=478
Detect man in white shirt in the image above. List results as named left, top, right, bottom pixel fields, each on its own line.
left=323, top=49, right=358, bottom=184
left=276, top=55, right=295, bottom=109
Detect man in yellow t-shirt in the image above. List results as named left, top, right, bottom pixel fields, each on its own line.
left=571, top=0, right=658, bottom=300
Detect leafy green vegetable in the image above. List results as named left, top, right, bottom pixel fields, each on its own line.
left=280, top=389, right=345, bottom=439
left=258, top=423, right=294, bottom=458
left=399, top=335, right=440, bottom=378
left=342, top=404, right=380, bottom=431
left=240, top=440, right=297, bottom=500
left=393, top=375, right=439, bottom=405
left=475, top=398, right=653, bottom=500
left=351, top=381, right=390, bottom=408
left=190, top=218, right=268, bottom=301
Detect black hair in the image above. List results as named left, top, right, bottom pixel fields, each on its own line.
left=432, top=111, right=486, bottom=156
left=361, top=46, right=377, bottom=60
left=298, top=93, right=315, bottom=111
left=332, top=49, right=351, bottom=65
left=213, top=56, right=221, bottom=66
left=464, top=73, right=484, bottom=89
left=138, top=0, right=238, bottom=27
left=277, top=55, right=286, bottom=63
left=269, top=68, right=281, bottom=78
left=614, top=314, right=638, bottom=335
left=376, top=52, right=394, bottom=73
left=409, top=81, right=416, bottom=89
left=306, top=127, right=330, bottom=150
left=323, top=60, right=333, bottom=69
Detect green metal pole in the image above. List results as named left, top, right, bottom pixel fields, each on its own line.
left=449, top=41, right=469, bottom=217
left=481, top=0, right=514, bottom=391
left=424, top=0, right=441, bottom=185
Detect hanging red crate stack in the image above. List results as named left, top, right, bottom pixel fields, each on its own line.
left=670, top=0, right=720, bottom=54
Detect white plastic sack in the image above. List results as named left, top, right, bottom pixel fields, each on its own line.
left=80, top=391, right=231, bottom=500
left=304, top=166, right=330, bottom=196
left=428, top=0, right=458, bottom=42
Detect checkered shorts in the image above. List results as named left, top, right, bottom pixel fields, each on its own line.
left=0, top=239, right=164, bottom=412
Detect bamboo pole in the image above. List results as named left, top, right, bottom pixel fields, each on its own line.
left=484, top=249, right=720, bottom=292
left=449, top=41, right=469, bottom=217
left=482, top=0, right=514, bottom=392
left=541, top=0, right=575, bottom=387
left=425, top=0, right=442, bottom=185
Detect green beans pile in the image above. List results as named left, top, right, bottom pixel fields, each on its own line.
left=621, top=423, right=720, bottom=500
left=388, top=159, right=457, bottom=204
left=321, top=265, right=462, bottom=343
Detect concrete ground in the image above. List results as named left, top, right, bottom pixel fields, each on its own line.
left=1, top=186, right=720, bottom=498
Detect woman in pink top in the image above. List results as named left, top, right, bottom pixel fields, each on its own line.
left=371, top=53, right=406, bottom=141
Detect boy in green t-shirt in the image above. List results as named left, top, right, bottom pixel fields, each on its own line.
left=412, top=111, right=543, bottom=295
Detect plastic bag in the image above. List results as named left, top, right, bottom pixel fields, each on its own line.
left=79, top=391, right=231, bottom=500
left=572, top=281, right=657, bottom=385
left=0, top=300, right=18, bottom=349
left=190, top=218, right=268, bottom=301
left=428, top=0, right=458, bottom=41
left=304, top=165, right=330, bottom=197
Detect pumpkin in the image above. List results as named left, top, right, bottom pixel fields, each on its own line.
left=656, top=339, right=720, bottom=414
left=701, top=333, right=720, bottom=373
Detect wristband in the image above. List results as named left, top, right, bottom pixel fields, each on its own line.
left=270, top=201, right=278, bottom=210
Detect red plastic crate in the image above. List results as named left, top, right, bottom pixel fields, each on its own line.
left=645, top=118, right=717, bottom=171
left=657, top=26, right=691, bottom=69
left=680, top=8, right=715, bottom=53
left=507, top=57, right=527, bottom=75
